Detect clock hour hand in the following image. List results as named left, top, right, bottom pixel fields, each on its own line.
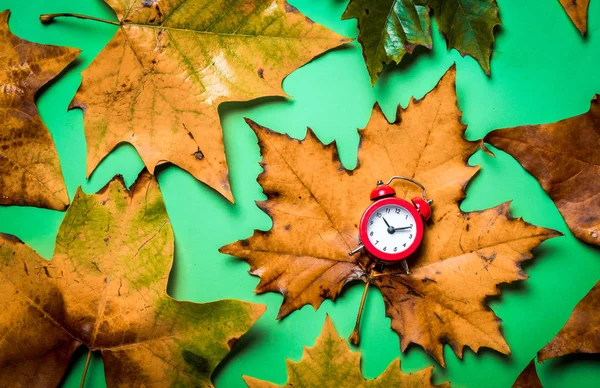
left=382, top=217, right=395, bottom=234
left=393, top=225, right=412, bottom=231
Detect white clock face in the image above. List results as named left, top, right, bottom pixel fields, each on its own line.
left=366, top=204, right=417, bottom=254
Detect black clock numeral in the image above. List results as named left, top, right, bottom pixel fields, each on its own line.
left=405, top=214, right=409, bottom=219
left=403, top=243, right=406, bottom=247
left=410, top=223, right=413, bottom=227
left=370, top=231, right=374, bottom=236
left=409, top=234, right=413, bottom=239
left=395, top=208, right=401, bottom=214
left=383, top=246, right=387, bottom=251
left=377, top=212, right=382, bottom=218
left=369, top=220, right=374, bottom=225
left=375, top=240, right=379, bottom=245
left=385, top=208, right=391, bottom=214
left=394, top=247, right=398, bottom=252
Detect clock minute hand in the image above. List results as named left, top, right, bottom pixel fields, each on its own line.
left=393, top=226, right=412, bottom=231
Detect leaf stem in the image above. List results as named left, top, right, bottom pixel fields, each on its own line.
left=80, top=348, right=92, bottom=388
left=40, top=13, right=120, bottom=26
left=348, top=281, right=370, bottom=346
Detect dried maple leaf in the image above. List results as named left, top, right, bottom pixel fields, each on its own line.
left=341, top=0, right=432, bottom=85
left=558, top=0, right=590, bottom=35
left=0, top=170, right=264, bottom=386
left=221, top=66, right=560, bottom=366
left=512, top=360, right=543, bottom=388
left=0, top=10, right=78, bottom=210
left=244, top=315, right=449, bottom=388
left=41, top=0, right=349, bottom=202
left=342, top=0, right=500, bottom=84
left=537, top=281, right=600, bottom=362
left=484, top=96, right=600, bottom=246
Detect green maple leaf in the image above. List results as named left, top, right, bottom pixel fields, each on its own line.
left=343, top=0, right=500, bottom=84
left=342, top=0, right=432, bottom=85
left=420, top=0, right=500, bottom=74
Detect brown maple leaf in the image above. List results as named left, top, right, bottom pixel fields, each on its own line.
left=244, top=315, right=449, bottom=388
left=484, top=96, right=600, bottom=246
left=221, top=67, right=560, bottom=366
left=537, top=281, right=600, bottom=362
left=0, top=10, right=78, bottom=210
left=41, top=0, right=350, bottom=202
left=512, top=360, right=543, bottom=388
left=0, top=170, right=264, bottom=386
left=558, top=0, right=590, bottom=35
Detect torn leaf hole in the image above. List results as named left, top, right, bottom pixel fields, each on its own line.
left=193, top=149, right=204, bottom=160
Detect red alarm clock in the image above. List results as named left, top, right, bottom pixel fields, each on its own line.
left=349, top=176, right=433, bottom=274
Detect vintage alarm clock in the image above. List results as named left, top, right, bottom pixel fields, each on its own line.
left=349, top=176, right=433, bottom=274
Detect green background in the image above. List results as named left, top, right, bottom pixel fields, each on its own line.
left=1, top=0, right=599, bottom=386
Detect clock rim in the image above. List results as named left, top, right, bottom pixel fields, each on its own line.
left=358, top=197, right=424, bottom=262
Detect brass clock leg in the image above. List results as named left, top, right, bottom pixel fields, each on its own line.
left=401, top=260, right=410, bottom=274
left=348, top=244, right=364, bottom=256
